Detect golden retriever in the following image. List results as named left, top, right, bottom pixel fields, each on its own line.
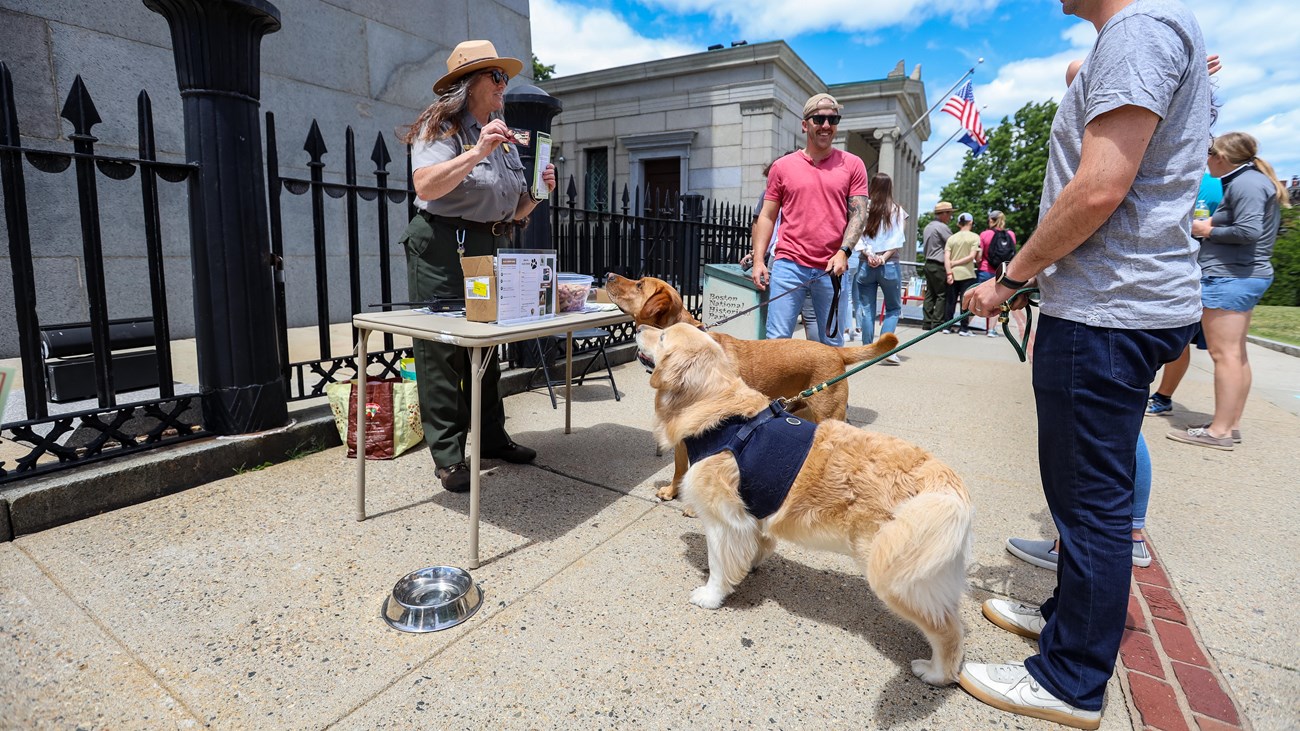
left=605, top=273, right=899, bottom=502
left=636, top=323, right=973, bottom=685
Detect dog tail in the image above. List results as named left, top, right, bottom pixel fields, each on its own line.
left=838, top=332, right=899, bottom=366
left=864, top=491, right=973, bottom=627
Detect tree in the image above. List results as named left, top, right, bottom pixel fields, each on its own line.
left=532, top=55, right=555, bottom=81
left=916, top=100, right=1058, bottom=255
left=1263, top=205, right=1300, bottom=306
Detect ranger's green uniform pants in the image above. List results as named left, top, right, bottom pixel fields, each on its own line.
left=400, top=212, right=512, bottom=469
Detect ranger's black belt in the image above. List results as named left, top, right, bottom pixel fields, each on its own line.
left=419, top=210, right=521, bottom=237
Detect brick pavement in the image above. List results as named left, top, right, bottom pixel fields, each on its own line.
left=1121, top=538, right=1247, bottom=731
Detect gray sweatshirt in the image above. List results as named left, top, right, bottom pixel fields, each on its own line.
left=1200, top=166, right=1279, bottom=278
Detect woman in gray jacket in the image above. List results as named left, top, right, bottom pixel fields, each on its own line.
left=1168, top=131, right=1290, bottom=450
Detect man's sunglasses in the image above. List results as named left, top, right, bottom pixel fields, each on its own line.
left=483, top=69, right=509, bottom=84
left=806, top=114, right=841, bottom=126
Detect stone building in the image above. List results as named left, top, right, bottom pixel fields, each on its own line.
left=539, top=41, right=930, bottom=247
left=0, top=0, right=531, bottom=358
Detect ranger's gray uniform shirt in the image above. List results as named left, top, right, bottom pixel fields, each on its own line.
left=1037, top=0, right=1209, bottom=329
left=923, top=221, right=952, bottom=262
left=410, top=110, right=527, bottom=223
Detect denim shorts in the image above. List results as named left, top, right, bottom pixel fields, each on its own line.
left=1201, top=275, right=1272, bottom=312
left=976, top=270, right=994, bottom=284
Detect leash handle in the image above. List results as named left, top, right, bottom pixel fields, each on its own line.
left=998, top=288, right=1040, bottom=363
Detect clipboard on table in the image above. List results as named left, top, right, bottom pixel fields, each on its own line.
left=532, top=131, right=552, bottom=202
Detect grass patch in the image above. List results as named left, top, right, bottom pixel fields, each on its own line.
left=234, top=461, right=274, bottom=475
left=1250, top=305, right=1300, bottom=346
left=287, top=436, right=327, bottom=460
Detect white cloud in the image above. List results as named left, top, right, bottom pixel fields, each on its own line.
left=917, top=23, right=1092, bottom=212
left=643, top=0, right=1000, bottom=38
left=531, top=0, right=698, bottom=76
left=920, top=0, right=1300, bottom=212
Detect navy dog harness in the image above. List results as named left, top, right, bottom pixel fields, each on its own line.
left=683, top=400, right=818, bottom=519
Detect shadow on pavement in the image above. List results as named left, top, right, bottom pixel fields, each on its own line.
left=676, top=531, right=957, bottom=726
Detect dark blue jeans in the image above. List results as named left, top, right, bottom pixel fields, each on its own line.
left=1026, top=314, right=1195, bottom=710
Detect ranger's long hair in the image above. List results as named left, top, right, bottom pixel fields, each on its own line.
left=398, top=75, right=478, bottom=145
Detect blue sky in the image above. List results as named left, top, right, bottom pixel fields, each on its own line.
left=532, top=0, right=1297, bottom=211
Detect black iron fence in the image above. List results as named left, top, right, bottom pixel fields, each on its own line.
left=1, top=64, right=754, bottom=483
left=0, top=63, right=206, bottom=483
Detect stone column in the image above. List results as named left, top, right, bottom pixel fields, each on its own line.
left=873, top=127, right=899, bottom=179
left=145, top=0, right=288, bottom=434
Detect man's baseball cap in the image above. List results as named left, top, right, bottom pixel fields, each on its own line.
left=803, top=93, right=842, bottom=118
left=958, top=212, right=974, bottom=224
left=933, top=201, right=954, bottom=214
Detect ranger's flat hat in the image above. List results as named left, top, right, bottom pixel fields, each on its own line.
left=434, top=40, right=523, bottom=95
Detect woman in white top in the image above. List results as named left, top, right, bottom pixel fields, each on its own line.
left=852, top=172, right=906, bottom=364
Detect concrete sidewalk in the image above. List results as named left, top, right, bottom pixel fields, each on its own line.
left=2, top=324, right=1297, bottom=729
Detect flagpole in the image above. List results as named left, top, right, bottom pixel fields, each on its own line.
left=920, top=105, right=988, bottom=166
left=902, top=58, right=983, bottom=140
left=921, top=127, right=966, bottom=167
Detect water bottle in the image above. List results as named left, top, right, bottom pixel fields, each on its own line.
left=1193, top=199, right=1209, bottom=220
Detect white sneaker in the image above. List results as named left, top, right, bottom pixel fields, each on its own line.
left=959, top=662, right=1101, bottom=729
left=883, top=354, right=901, bottom=365
left=982, top=598, right=1045, bottom=639
left=1132, top=539, right=1152, bottom=568
left=988, top=329, right=999, bottom=338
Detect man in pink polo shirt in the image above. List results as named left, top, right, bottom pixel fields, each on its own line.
left=750, top=93, right=869, bottom=346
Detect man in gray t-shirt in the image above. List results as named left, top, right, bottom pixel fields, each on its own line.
left=960, top=0, right=1209, bottom=724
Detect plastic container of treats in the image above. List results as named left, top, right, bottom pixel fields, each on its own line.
left=556, top=273, right=594, bottom=313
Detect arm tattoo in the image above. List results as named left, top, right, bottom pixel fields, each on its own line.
left=842, top=195, right=868, bottom=249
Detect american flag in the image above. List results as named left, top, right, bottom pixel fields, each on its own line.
left=942, top=80, right=987, bottom=148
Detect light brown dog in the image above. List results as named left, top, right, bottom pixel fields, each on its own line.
left=605, top=272, right=898, bottom=501
left=636, top=323, right=973, bottom=685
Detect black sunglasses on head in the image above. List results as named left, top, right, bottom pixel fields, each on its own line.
left=806, top=114, right=841, bottom=126
left=483, top=69, right=509, bottom=84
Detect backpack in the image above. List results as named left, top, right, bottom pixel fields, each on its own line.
left=986, top=229, right=1016, bottom=272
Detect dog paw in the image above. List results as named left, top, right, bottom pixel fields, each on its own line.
left=689, top=586, right=725, bottom=609
left=680, top=506, right=696, bottom=519
left=655, top=484, right=677, bottom=501
left=910, top=659, right=953, bottom=686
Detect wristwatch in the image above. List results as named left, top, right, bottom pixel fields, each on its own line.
left=839, top=244, right=853, bottom=257
left=996, top=271, right=1028, bottom=290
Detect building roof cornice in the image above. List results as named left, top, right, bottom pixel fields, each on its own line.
left=539, top=40, right=826, bottom=97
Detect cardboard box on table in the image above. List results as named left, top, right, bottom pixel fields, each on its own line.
left=462, top=256, right=497, bottom=323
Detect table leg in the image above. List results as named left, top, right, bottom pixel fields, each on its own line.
left=565, top=330, right=573, bottom=434
left=468, top=346, right=487, bottom=569
left=355, top=328, right=371, bottom=521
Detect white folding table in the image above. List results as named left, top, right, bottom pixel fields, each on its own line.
left=351, top=308, right=631, bottom=568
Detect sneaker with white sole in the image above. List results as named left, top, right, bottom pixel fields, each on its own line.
left=883, top=353, right=901, bottom=365
left=1145, top=396, right=1173, bottom=416
left=1010, top=536, right=1153, bottom=569
left=982, top=598, right=1045, bottom=639
left=1167, top=426, right=1234, bottom=451
left=987, top=329, right=999, bottom=338
left=1189, top=422, right=1242, bottom=444
left=1132, top=539, right=1152, bottom=568
left=959, top=662, right=1101, bottom=730
left=1006, top=537, right=1058, bottom=569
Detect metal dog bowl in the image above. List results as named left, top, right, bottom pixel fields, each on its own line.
left=382, top=566, right=483, bottom=633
